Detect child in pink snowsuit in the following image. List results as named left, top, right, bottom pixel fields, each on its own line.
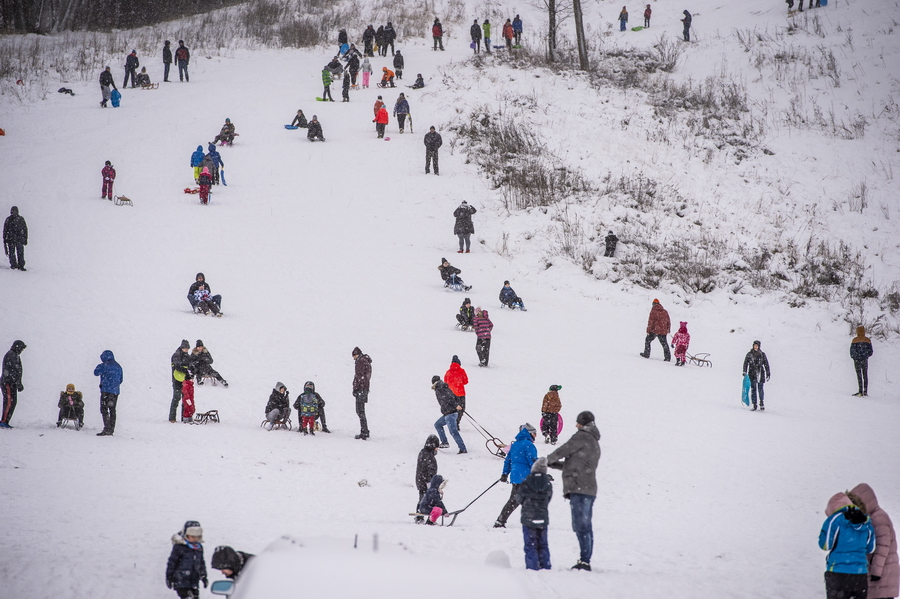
left=182, top=377, right=196, bottom=422
left=101, top=161, right=116, bottom=200
left=671, top=322, right=690, bottom=366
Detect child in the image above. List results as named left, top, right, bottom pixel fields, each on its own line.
left=166, top=521, right=207, bottom=598
left=671, top=321, right=690, bottom=366
left=57, top=383, right=84, bottom=429
left=321, top=66, right=334, bottom=101
left=361, top=57, right=373, bottom=88
left=193, top=283, right=221, bottom=316
left=499, top=280, right=526, bottom=310
left=819, top=492, right=875, bottom=599
left=380, top=67, right=395, bottom=88
left=294, top=381, right=320, bottom=435
left=411, top=74, right=425, bottom=89
left=291, top=109, right=308, bottom=128
left=198, top=167, right=213, bottom=205
left=540, top=385, right=562, bottom=444
left=417, top=474, right=448, bottom=525
left=101, top=160, right=116, bottom=200
left=136, top=66, right=151, bottom=86
left=415, top=435, right=440, bottom=522
left=516, top=457, right=553, bottom=570
left=438, top=258, right=471, bottom=291
left=456, top=297, right=474, bottom=330
left=181, top=377, right=195, bottom=423
left=342, top=71, right=350, bottom=102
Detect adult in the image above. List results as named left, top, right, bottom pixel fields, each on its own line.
left=604, top=230, right=618, bottom=257
left=393, top=50, right=404, bottom=80
left=123, top=49, right=139, bottom=88
left=175, top=40, right=190, bottom=81
left=443, top=355, right=468, bottom=424
left=3, top=206, right=28, bottom=271
left=352, top=347, right=372, bottom=440
left=618, top=7, right=628, bottom=32
left=375, top=103, right=389, bottom=139
left=0, top=340, right=26, bottom=428
left=211, top=546, right=254, bottom=580
left=415, top=435, right=440, bottom=521
left=512, top=14, right=523, bottom=45
left=264, top=383, right=289, bottom=429
left=848, top=483, right=899, bottom=599
left=337, top=29, right=348, bottom=48
left=432, top=18, right=444, bottom=51
left=474, top=308, right=493, bottom=367
left=422, top=126, right=442, bottom=175
left=101, top=160, right=116, bottom=200
left=346, top=51, right=360, bottom=86
left=394, top=92, right=409, bottom=133
left=321, top=66, right=334, bottom=102
left=470, top=19, right=482, bottom=53
left=503, top=19, right=515, bottom=50
left=99, top=66, right=117, bottom=108
left=383, top=22, right=397, bottom=57
left=483, top=19, right=492, bottom=53
left=432, top=376, right=466, bottom=453
left=640, top=299, right=671, bottom=361
left=363, top=25, right=375, bottom=57
left=850, top=326, right=873, bottom=397
left=375, top=25, right=386, bottom=57
left=643, top=4, right=652, bottom=27
left=819, top=492, right=876, bottom=599
left=548, top=410, right=602, bottom=571
left=307, top=115, right=325, bottom=142
left=742, top=340, right=770, bottom=411
left=93, top=350, right=123, bottom=436
left=681, top=10, right=692, bottom=42
left=190, top=145, right=204, bottom=182
left=213, top=119, right=236, bottom=144
left=170, top=340, right=192, bottom=423
left=494, top=423, right=538, bottom=528
left=162, top=40, right=173, bottom=82
left=453, top=200, right=476, bottom=252
left=191, top=340, right=228, bottom=387
left=57, top=384, right=85, bottom=429
left=187, top=273, right=222, bottom=311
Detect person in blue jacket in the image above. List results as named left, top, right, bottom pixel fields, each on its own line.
left=206, top=143, right=224, bottom=185
left=93, top=350, right=123, bottom=436
left=190, top=145, right=204, bottom=183
left=849, top=326, right=873, bottom=397
left=819, top=492, right=876, bottom=599
left=512, top=15, right=523, bottom=45
left=493, top=423, right=538, bottom=528
left=499, top=280, right=526, bottom=310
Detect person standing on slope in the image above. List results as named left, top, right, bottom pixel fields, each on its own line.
left=415, top=434, right=441, bottom=521
left=742, top=340, right=770, bottom=411
left=474, top=308, right=493, bottom=366
left=849, top=326, right=873, bottom=397
left=162, top=40, right=173, bottom=82
left=393, top=50, right=404, bottom=80
left=432, top=18, right=444, bottom=51
left=424, top=126, right=442, bottom=175
left=175, top=40, right=190, bottom=81
left=363, top=25, right=375, bottom=57
left=170, top=340, right=192, bottom=423
left=493, top=423, right=538, bottom=528
left=548, top=410, right=601, bottom=571
left=0, top=340, right=26, bottom=428
left=540, top=385, right=562, bottom=445
left=671, top=321, right=690, bottom=366
left=503, top=19, right=514, bottom=50
left=123, top=49, right=139, bottom=88
left=619, top=7, right=629, bottom=31
left=453, top=200, right=476, bottom=252
left=483, top=19, right=492, bottom=53
left=383, top=22, right=397, bottom=57
left=361, top=56, right=373, bottom=88
left=101, top=160, right=116, bottom=199
left=352, top=347, right=372, bottom=440
left=99, top=66, right=117, bottom=108
left=640, top=299, right=671, bottom=361
left=512, top=14, right=523, bottom=45
left=604, top=230, right=618, bottom=257
left=321, top=66, right=334, bottom=102
left=443, top=355, right=468, bottom=424
left=848, top=483, right=900, bottom=599
left=470, top=19, right=482, bottom=53
left=643, top=5, right=652, bottom=27
left=819, top=492, right=876, bottom=599
left=3, top=206, right=28, bottom=271
left=93, top=349, right=123, bottom=436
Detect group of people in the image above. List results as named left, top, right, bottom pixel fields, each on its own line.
left=166, top=520, right=255, bottom=598
left=186, top=123, right=231, bottom=203
left=468, top=15, right=522, bottom=53
left=616, top=7, right=691, bottom=40
left=169, top=336, right=228, bottom=424
left=98, top=40, right=190, bottom=107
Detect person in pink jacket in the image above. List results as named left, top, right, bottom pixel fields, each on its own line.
left=849, top=483, right=899, bottom=599
left=671, top=321, right=690, bottom=366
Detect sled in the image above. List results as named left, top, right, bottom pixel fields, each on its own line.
left=470, top=42, right=476, bottom=49
left=539, top=413, right=564, bottom=436
left=59, top=415, right=82, bottom=430
left=113, top=195, right=133, bottom=206
left=284, top=125, right=299, bottom=129
left=687, top=352, right=713, bottom=367
left=465, top=412, right=507, bottom=458
left=184, top=187, right=200, bottom=194
left=820, top=0, right=827, bottom=5
left=140, top=83, right=159, bottom=90
left=261, top=416, right=292, bottom=431
left=741, top=374, right=751, bottom=406
left=220, top=169, right=227, bottom=186
left=110, top=89, right=121, bottom=107
left=384, top=137, right=391, bottom=141
left=631, top=26, right=644, bottom=31
left=194, top=410, right=220, bottom=424
left=57, top=87, right=75, bottom=96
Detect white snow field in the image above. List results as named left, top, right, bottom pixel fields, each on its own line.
left=1, top=0, right=899, bottom=597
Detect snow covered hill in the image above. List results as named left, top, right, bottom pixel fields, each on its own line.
left=0, top=0, right=898, bottom=597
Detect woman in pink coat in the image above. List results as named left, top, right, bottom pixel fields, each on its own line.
left=671, top=321, right=690, bottom=367
left=850, top=483, right=899, bottom=599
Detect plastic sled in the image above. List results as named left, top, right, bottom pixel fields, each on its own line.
left=110, top=89, right=121, bottom=107
left=539, top=413, right=564, bottom=436
left=384, top=137, right=391, bottom=141
left=741, top=375, right=751, bottom=406
left=631, top=26, right=644, bottom=31
left=284, top=125, right=299, bottom=130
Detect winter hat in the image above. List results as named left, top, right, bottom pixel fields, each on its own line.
left=826, top=492, right=853, bottom=516
left=383, top=67, right=388, bottom=71
left=202, top=167, right=210, bottom=175
left=520, top=422, right=537, bottom=437
left=609, top=230, right=614, bottom=235
left=504, top=280, right=510, bottom=285
left=105, top=160, right=111, bottom=166
left=304, top=381, right=315, bottom=391
left=653, top=298, right=660, bottom=304
left=312, top=115, right=317, bottom=120
left=165, top=40, right=170, bottom=45
left=451, top=355, right=461, bottom=365
left=463, top=298, right=471, bottom=305
left=276, top=381, right=285, bottom=391
left=753, top=340, right=761, bottom=348
left=195, top=340, right=204, bottom=348
left=431, top=375, right=441, bottom=385
left=441, top=257, right=448, bottom=263
left=180, top=339, right=190, bottom=349
left=549, top=384, right=562, bottom=392
left=10, top=206, right=18, bottom=215
left=66, top=384, right=76, bottom=393
left=352, top=346, right=362, bottom=357
left=531, top=457, right=548, bottom=474
left=225, top=118, right=231, bottom=123
left=185, top=525, right=203, bottom=540
left=131, top=49, right=136, bottom=54
left=378, top=95, right=382, bottom=99
left=576, top=411, right=595, bottom=426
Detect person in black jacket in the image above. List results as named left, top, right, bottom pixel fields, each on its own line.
left=352, top=347, right=372, bottom=439
left=346, top=52, right=360, bottom=85
left=393, top=50, right=404, bottom=79
left=3, top=206, right=28, bottom=270
left=166, top=523, right=207, bottom=597
left=170, top=340, right=193, bottom=423
left=604, top=231, right=619, bottom=257
left=264, top=382, right=290, bottom=429
left=453, top=200, right=476, bottom=252
left=1, top=340, right=26, bottom=428
left=375, top=25, right=385, bottom=56
left=162, top=40, right=173, bottom=82
left=292, top=380, right=330, bottom=433
left=432, top=375, right=466, bottom=453
left=123, top=50, right=139, bottom=88
left=456, top=298, right=475, bottom=330
left=417, top=474, right=448, bottom=524
left=383, top=22, right=397, bottom=56
left=438, top=258, right=470, bottom=290
left=338, top=29, right=348, bottom=47
left=99, top=66, right=116, bottom=108
left=742, top=340, right=771, bottom=410
left=307, top=115, right=325, bottom=141
left=187, top=273, right=222, bottom=311
left=211, top=546, right=254, bottom=580
left=516, top=457, right=553, bottom=570
left=415, top=434, right=440, bottom=521
left=363, top=25, right=375, bottom=56
left=191, top=340, right=227, bottom=387
left=849, top=326, right=873, bottom=396
left=291, top=109, right=308, bottom=128
left=470, top=19, right=482, bottom=53
left=424, top=126, right=442, bottom=175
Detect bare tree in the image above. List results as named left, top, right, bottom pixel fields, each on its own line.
left=572, top=0, right=588, bottom=70
left=527, top=0, right=573, bottom=62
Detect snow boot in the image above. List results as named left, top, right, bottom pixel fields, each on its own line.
left=639, top=352, right=649, bottom=358
left=750, top=404, right=757, bottom=412
left=493, top=520, right=506, bottom=528
left=571, top=560, right=591, bottom=571
left=439, top=442, right=450, bottom=449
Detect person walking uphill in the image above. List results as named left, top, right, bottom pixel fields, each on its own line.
left=640, top=299, right=671, bottom=361
left=393, top=50, right=404, bottom=80
left=170, top=340, right=192, bottom=423
left=819, top=492, right=875, bottom=599
left=470, top=19, right=482, bottom=53
left=453, top=200, right=476, bottom=252
left=517, top=457, right=553, bottom=570
left=0, top=340, right=26, bottom=428
left=742, top=340, right=770, bottom=411
left=493, top=423, right=538, bottom=528
left=424, top=126, right=442, bottom=175
left=671, top=321, right=690, bottom=366
left=548, top=410, right=602, bottom=571
left=93, top=350, right=123, bottom=436
left=432, top=376, right=466, bottom=453
left=850, top=326, right=873, bottom=397
left=474, top=308, right=493, bottom=367
left=352, top=347, right=372, bottom=440
left=503, top=19, right=514, bottom=50
left=123, top=50, right=139, bottom=88
left=848, top=483, right=900, bottom=599
left=444, top=355, right=468, bottom=424
left=394, top=93, right=410, bottom=133
left=175, top=40, right=190, bottom=81
left=604, top=230, right=618, bottom=257
left=162, top=40, right=173, bottom=82
left=99, top=66, right=117, bottom=108
left=3, top=206, right=28, bottom=271
left=101, top=161, right=116, bottom=200
left=432, top=18, right=444, bottom=51
left=681, top=10, right=692, bottom=42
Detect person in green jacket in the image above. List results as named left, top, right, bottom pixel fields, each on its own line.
left=321, top=67, right=334, bottom=102
left=483, top=19, right=492, bottom=53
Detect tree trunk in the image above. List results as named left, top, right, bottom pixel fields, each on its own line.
left=572, top=0, right=589, bottom=70
left=548, top=0, right=557, bottom=62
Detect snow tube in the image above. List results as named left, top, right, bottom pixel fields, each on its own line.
left=539, top=413, right=564, bottom=435
left=110, top=89, right=121, bottom=107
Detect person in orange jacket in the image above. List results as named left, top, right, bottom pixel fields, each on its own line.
left=374, top=105, right=389, bottom=138
left=503, top=19, right=515, bottom=50
left=443, top=355, right=469, bottom=425
left=380, top=67, right=395, bottom=88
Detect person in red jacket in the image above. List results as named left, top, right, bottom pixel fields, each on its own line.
left=643, top=4, right=652, bottom=27
left=374, top=105, right=389, bottom=138
left=671, top=321, right=690, bottom=366
left=640, top=299, right=671, bottom=361
left=198, top=167, right=213, bottom=204
left=444, top=355, right=469, bottom=424
left=503, top=19, right=515, bottom=50
left=101, top=160, right=116, bottom=200
left=432, top=18, right=444, bottom=51
left=181, top=377, right=195, bottom=423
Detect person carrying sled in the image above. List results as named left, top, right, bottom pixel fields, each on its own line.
left=819, top=492, right=876, bottom=599
left=643, top=4, right=652, bottom=27
left=541, top=385, right=562, bottom=445
left=415, top=434, right=440, bottom=522
left=293, top=381, right=321, bottom=435
left=264, top=382, right=290, bottom=430
left=170, top=340, right=192, bottom=423
left=474, top=308, right=493, bottom=367
left=640, top=299, right=671, bottom=361
left=374, top=104, right=389, bottom=138
left=432, top=375, right=466, bottom=453
left=166, top=522, right=207, bottom=597
left=393, top=50, right=404, bottom=80
left=604, top=230, right=619, bottom=257
left=494, top=423, right=538, bottom=528
left=394, top=93, right=410, bottom=133
left=849, top=326, right=873, bottom=397
left=412, top=74, right=425, bottom=89
left=671, top=321, right=690, bottom=366
left=453, top=200, right=476, bottom=251
left=99, top=66, right=117, bottom=108
left=742, top=340, right=770, bottom=411
left=432, top=18, right=444, bottom=51
left=470, top=19, right=482, bottom=53
left=361, top=57, right=373, bottom=88
left=123, top=49, right=139, bottom=88
left=57, top=383, right=84, bottom=429
left=618, top=7, right=628, bottom=31
left=213, top=119, right=236, bottom=145
left=444, top=355, right=468, bottom=424
left=681, top=10, right=692, bottom=42
left=457, top=297, right=475, bottom=330
left=499, top=280, right=526, bottom=310
left=418, top=474, right=448, bottom=525
left=517, top=457, right=553, bottom=570
left=175, top=40, right=190, bottom=81
left=197, top=168, right=213, bottom=206
left=191, top=340, right=227, bottom=387
left=424, top=126, right=441, bottom=174
left=380, top=67, right=395, bottom=88
left=93, top=349, right=123, bottom=436
left=193, top=282, right=220, bottom=314
left=352, top=347, right=372, bottom=440
left=438, top=258, right=470, bottom=290
left=211, top=546, right=254, bottom=580
left=187, top=273, right=222, bottom=311
left=307, top=115, right=325, bottom=142
left=101, top=160, right=116, bottom=200
left=291, top=109, right=308, bottom=128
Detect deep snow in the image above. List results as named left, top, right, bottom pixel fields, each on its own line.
left=0, top=0, right=899, bottom=597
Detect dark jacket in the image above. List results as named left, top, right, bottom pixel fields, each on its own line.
left=99, top=69, right=116, bottom=88
left=308, top=120, right=324, bottom=140
left=58, top=391, right=84, bottom=409
left=424, top=131, right=442, bottom=152
left=93, top=350, right=123, bottom=394
left=394, top=97, right=409, bottom=115
left=175, top=45, right=190, bottom=63
left=547, top=423, right=601, bottom=497
left=458, top=302, right=474, bottom=326
left=681, top=11, right=692, bottom=26
left=266, top=387, right=289, bottom=414
left=432, top=380, right=460, bottom=416
left=470, top=23, right=482, bottom=40
left=171, top=348, right=192, bottom=382
left=416, top=441, right=438, bottom=493
left=1, top=340, right=25, bottom=385
left=417, top=474, right=447, bottom=515
left=346, top=54, right=360, bottom=73
left=291, top=113, right=308, bottom=128
left=163, top=45, right=173, bottom=64
left=363, top=27, right=375, bottom=43
left=338, top=30, right=348, bottom=45
left=191, top=347, right=215, bottom=375
left=166, top=541, right=207, bottom=589
left=353, top=353, right=372, bottom=392
left=438, top=263, right=461, bottom=281
left=188, top=275, right=213, bottom=296
left=375, top=26, right=385, bottom=44
left=393, top=53, right=404, bottom=70
left=3, top=207, right=27, bottom=244
left=211, top=546, right=253, bottom=579
left=453, top=204, right=476, bottom=235
left=605, top=232, right=619, bottom=249
left=383, top=25, right=396, bottom=43
left=516, top=470, right=553, bottom=528
left=850, top=326, right=874, bottom=362
left=125, top=53, right=139, bottom=70
left=743, top=348, right=771, bottom=381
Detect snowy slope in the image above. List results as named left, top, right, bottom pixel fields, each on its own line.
left=1, top=1, right=899, bottom=598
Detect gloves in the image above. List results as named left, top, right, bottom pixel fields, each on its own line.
left=766, top=375, right=771, bottom=382
left=871, top=575, right=881, bottom=582
left=742, top=372, right=747, bottom=377
left=500, top=474, right=508, bottom=483
left=202, top=577, right=209, bottom=588
left=166, top=579, right=173, bottom=589
left=17, top=384, right=23, bottom=392
left=671, top=343, right=675, bottom=348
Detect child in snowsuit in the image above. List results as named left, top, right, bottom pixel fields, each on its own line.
left=101, top=161, right=116, bottom=200
left=198, top=167, right=213, bottom=205
left=819, top=492, right=876, bottom=599
left=415, top=434, right=440, bottom=521
left=474, top=308, right=493, bottom=367
left=264, top=383, right=289, bottom=429
left=540, top=385, right=562, bottom=444
left=342, top=72, right=351, bottom=102
left=516, top=457, right=553, bottom=570
left=417, top=474, right=448, bottom=525
left=136, top=67, right=151, bottom=86
left=457, top=297, right=475, bottom=330
left=321, top=67, right=334, bottom=101
left=57, top=384, right=84, bottom=429
left=499, top=280, right=526, bottom=310
left=439, top=258, right=470, bottom=290
left=291, top=109, right=308, bottom=128
left=742, top=340, right=770, bottom=411
left=307, top=116, right=325, bottom=142
left=293, top=381, right=320, bottom=435
left=374, top=105, right=389, bottom=138
left=361, top=57, right=373, bottom=88
left=644, top=4, right=652, bottom=27
left=671, top=321, right=690, bottom=366
left=380, top=67, right=395, bottom=88
left=166, top=521, right=207, bottom=598
left=849, top=326, right=873, bottom=397
left=190, top=146, right=204, bottom=182
left=181, top=377, right=195, bottom=423
left=412, top=74, right=425, bottom=89
left=193, top=283, right=220, bottom=315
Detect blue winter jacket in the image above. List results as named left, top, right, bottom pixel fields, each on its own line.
left=190, top=146, right=204, bottom=167
left=499, top=286, right=519, bottom=303
left=502, top=428, right=538, bottom=484
left=819, top=506, right=876, bottom=574
left=166, top=541, right=207, bottom=589
left=93, top=350, right=123, bottom=394
left=206, top=144, right=224, bottom=168
left=394, top=98, right=410, bottom=115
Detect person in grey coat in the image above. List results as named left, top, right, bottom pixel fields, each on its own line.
left=453, top=201, right=476, bottom=253
left=547, top=410, right=601, bottom=572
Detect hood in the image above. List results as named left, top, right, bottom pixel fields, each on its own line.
left=352, top=346, right=362, bottom=357
left=849, top=483, right=879, bottom=512
left=10, top=206, right=18, bottom=216
left=651, top=303, right=665, bottom=314
left=514, top=428, right=534, bottom=443
left=429, top=474, right=444, bottom=489
left=11, top=340, right=26, bottom=353
left=211, top=546, right=245, bottom=572
left=208, top=143, right=218, bottom=153
left=481, top=310, right=489, bottom=318
left=579, top=422, right=601, bottom=441
left=275, top=382, right=285, bottom=392
left=100, top=350, right=115, bottom=362
left=826, top=492, right=853, bottom=516
left=852, top=327, right=871, bottom=344
left=195, top=273, right=205, bottom=281
left=201, top=167, right=210, bottom=175
left=447, top=362, right=463, bottom=374
left=195, top=145, right=203, bottom=153
left=531, top=457, right=548, bottom=474
left=678, top=321, right=688, bottom=334
left=304, top=381, right=315, bottom=392
left=424, top=434, right=440, bottom=450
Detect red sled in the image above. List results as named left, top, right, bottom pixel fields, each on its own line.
left=184, top=187, right=200, bottom=194
left=539, top=413, right=564, bottom=435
